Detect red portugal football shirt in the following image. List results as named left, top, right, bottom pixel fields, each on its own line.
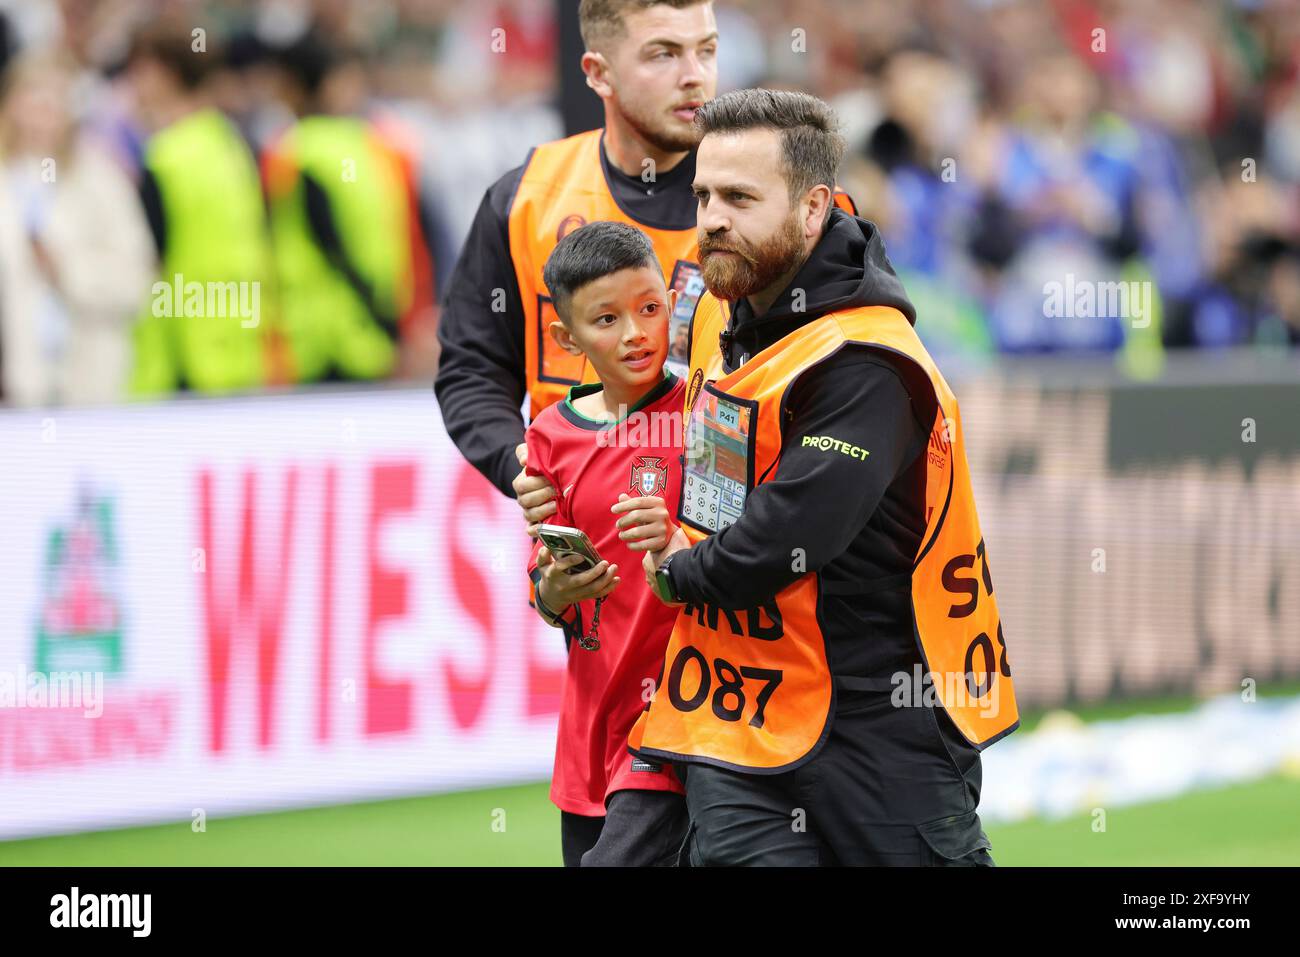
left=526, top=370, right=686, bottom=816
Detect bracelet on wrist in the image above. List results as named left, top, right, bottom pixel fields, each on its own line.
left=535, top=588, right=572, bottom=626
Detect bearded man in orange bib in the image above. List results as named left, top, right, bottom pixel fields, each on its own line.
left=630, top=89, right=1020, bottom=867
left=435, top=0, right=855, bottom=511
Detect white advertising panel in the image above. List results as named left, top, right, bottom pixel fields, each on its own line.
left=0, top=390, right=564, bottom=839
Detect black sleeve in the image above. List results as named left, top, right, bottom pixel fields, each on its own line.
left=668, top=349, right=930, bottom=610
left=138, top=168, right=166, bottom=258
left=434, top=165, right=528, bottom=497
left=302, top=172, right=397, bottom=337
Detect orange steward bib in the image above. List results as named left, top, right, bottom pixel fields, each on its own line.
left=629, top=292, right=1019, bottom=772
left=508, top=130, right=859, bottom=419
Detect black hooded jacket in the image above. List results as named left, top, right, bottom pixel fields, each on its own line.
left=667, top=208, right=936, bottom=682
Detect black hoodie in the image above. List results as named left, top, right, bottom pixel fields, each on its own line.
left=667, top=208, right=936, bottom=683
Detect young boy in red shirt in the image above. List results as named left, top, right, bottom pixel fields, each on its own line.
left=526, top=221, right=688, bottom=866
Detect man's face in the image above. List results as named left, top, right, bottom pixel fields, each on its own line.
left=552, top=266, right=677, bottom=394
left=597, top=3, right=718, bottom=154
left=1, top=64, right=71, bottom=157
left=127, top=58, right=171, bottom=132
left=693, top=128, right=806, bottom=302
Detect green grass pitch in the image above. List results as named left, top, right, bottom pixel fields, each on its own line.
left=6, top=685, right=1300, bottom=866
left=2, top=773, right=1298, bottom=866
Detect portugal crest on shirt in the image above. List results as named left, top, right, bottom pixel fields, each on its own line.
left=630, top=456, right=668, bottom=497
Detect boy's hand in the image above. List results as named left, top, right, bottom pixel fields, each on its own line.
left=611, top=493, right=676, bottom=552
left=513, top=443, right=557, bottom=537
left=536, top=544, right=620, bottom=612
left=642, top=526, right=691, bottom=606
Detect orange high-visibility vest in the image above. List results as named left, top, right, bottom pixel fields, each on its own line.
left=629, top=292, right=1019, bottom=772
left=508, top=130, right=699, bottom=419
left=507, top=129, right=859, bottom=419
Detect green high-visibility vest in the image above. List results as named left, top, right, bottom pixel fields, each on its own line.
left=267, top=115, right=412, bottom=382
left=131, top=108, right=274, bottom=396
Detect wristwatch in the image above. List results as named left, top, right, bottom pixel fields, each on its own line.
left=652, top=553, right=682, bottom=604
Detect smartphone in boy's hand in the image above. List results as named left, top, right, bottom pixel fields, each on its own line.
left=537, top=524, right=603, bottom=573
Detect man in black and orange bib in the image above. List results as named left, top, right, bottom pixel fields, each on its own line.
left=435, top=0, right=719, bottom=505
left=435, top=0, right=856, bottom=511
left=630, top=89, right=1020, bottom=866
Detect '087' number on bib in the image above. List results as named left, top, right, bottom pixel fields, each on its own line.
left=665, top=646, right=783, bottom=728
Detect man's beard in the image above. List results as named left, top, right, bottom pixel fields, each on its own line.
left=699, top=212, right=804, bottom=303
left=616, top=97, right=701, bottom=155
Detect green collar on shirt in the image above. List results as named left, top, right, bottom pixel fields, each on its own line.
left=559, top=369, right=678, bottom=430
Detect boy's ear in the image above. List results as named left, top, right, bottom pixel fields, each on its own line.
left=667, top=287, right=679, bottom=315
left=550, top=320, right=584, bottom=356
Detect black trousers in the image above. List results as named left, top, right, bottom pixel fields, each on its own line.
left=677, top=686, right=996, bottom=866
left=560, top=788, right=689, bottom=867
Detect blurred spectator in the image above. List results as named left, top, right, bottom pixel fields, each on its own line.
left=843, top=46, right=994, bottom=359
left=125, top=19, right=277, bottom=396
left=4, top=0, right=1300, bottom=413
left=0, top=11, right=14, bottom=75
left=0, top=50, right=153, bottom=406
left=210, top=29, right=294, bottom=155
left=980, top=50, right=1143, bottom=352
left=431, top=0, right=556, bottom=107
left=262, top=29, right=442, bottom=384
left=1195, top=170, right=1300, bottom=346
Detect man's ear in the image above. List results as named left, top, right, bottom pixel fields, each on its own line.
left=802, top=184, right=834, bottom=239
left=550, top=320, right=584, bottom=356
left=581, top=50, right=613, bottom=99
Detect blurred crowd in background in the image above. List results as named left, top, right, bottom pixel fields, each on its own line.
left=0, top=0, right=1297, bottom=408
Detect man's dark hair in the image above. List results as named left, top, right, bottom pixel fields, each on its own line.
left=578, top=0, right=709, bottom=52
left=270, top=29, right=356, bottom=99
left=127, top=21, right=223, bottom=91
left=694, top=88, right=846, bottom=203
left=543, top=221, right=661, bottom=323
left=0, top=11, right=16, bottom=83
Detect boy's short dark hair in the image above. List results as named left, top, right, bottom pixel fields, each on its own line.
left=694, top=88, right=845, bottom=204
left=543, top=221, right=661, bottom=323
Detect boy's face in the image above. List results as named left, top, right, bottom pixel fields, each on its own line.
left=551, top=266, right=676, bottom=394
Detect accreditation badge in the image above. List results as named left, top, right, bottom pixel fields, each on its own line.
left=680, top=385, right=757, bottom=534
left=665, top=261, right=705, bottom=379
